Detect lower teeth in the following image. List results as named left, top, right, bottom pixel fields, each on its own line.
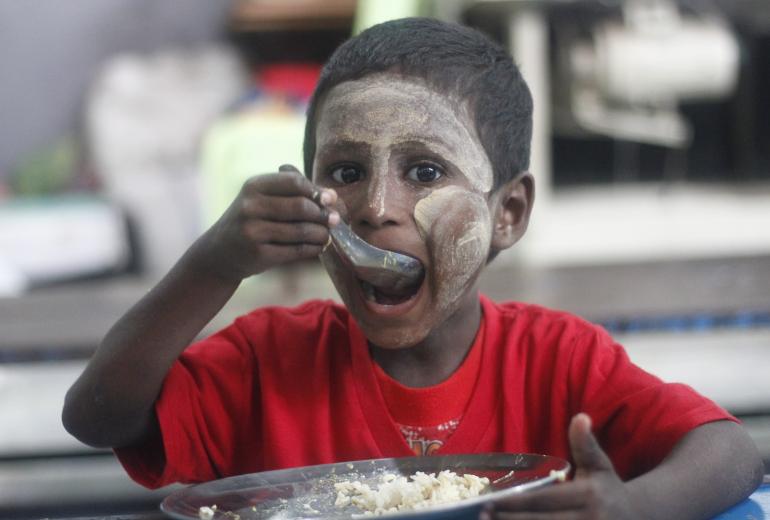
left=361, top=281, right=415, bottom=305
left=362, top=281, right=376, bottom=301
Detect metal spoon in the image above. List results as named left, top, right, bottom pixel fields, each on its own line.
left=328, top=221, right=424, bottom=291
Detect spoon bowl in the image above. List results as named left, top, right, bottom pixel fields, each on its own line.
left=328, top=221, right=424, bottom=291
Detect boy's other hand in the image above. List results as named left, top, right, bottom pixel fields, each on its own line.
left=191, top=164, right=339, bottom=281
left=483, top=414, right=646, bottom=520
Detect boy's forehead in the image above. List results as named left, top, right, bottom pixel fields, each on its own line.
left=326, top=73, right=454, bottom=103
left=315, top=74, right=493, bottom=193
left=319, top=74, right=467, bottom=127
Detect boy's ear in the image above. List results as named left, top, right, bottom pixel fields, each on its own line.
left=490, top=172, right=535, bottom=252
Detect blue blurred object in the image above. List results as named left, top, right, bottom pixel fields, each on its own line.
left=712, top=482, right=769, bottom=519
left=599, top=310, right=770, bottom=334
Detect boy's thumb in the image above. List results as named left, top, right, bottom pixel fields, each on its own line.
left=568, top=413, right=614, bottom=475
left=278, top=164, right=302, bottom=174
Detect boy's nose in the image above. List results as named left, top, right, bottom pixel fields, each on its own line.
left=352, top=172, right=408, bottom=230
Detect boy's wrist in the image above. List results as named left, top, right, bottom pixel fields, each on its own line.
left=183, top=235, right=247, bottom=286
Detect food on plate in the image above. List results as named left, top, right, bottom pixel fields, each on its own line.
left=198, top=505, right=216, bottom=520
left=334, top=470, right=490, bottom=516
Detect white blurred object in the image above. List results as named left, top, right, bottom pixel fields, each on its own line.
left=0, top=197, right=128, bottom=296
left=86, top=44, right=248, bottom=276
left=567, top=0, right=739, bottom=147
left=0, top=361, right=87, bottom=456
left=597, top=2, right=739, bottom=104
left=0, top=257, right=27, bottom=297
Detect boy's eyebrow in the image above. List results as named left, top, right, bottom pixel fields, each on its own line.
left=316, top=139, right=372, bottom=157
left=390, top=139, right=463, bottom=169
left=392, top=138, right=452, bottom=154
left=394, top=138, right=456, bottom=165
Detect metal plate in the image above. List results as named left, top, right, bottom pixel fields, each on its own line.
left=160, top=453, right=570, bottom=520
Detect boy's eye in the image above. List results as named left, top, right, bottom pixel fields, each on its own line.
left=407, top=164, right=443, bottom=183
left=330, top=165, right=364, bottom=184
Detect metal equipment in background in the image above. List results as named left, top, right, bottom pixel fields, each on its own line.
left=560, top=0, right=739, bottom=149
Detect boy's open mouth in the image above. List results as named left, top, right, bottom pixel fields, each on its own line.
left=358, top=272, right=424, bottom=306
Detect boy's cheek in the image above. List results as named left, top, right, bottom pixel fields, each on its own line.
left=417, top=189, right=491, bottom=310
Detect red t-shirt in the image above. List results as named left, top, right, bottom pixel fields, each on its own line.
left=115, top=294, right=735, bottom=489
left=374, top=318, right=485, bottom=456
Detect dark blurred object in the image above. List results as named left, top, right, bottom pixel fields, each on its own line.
left=227, top=0, right=355, bottom=68
left=715, top=0, right=770, bottom=32
left=229, top=0, right=356, bottom=31
left=713, top=0, right=770, bottom=181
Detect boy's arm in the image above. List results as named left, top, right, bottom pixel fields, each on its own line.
left=62, top=246, right=241, bottom=449
left=62, top=167, right=338, bottom=449
left=487, top=414, right=764, bottom=520
left=625, top=419, right=763, bottom=519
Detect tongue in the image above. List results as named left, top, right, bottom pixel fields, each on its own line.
left=374, top=286, right=412, bottom=305
left=362, top=277, right=422, bottom=305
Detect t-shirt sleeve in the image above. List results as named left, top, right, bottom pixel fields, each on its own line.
left=114, top=318, right=262, bottom=489
left=568, top=326, right=737, bottom=480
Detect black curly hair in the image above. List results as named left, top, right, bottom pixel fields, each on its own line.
left=302, top=17, right=533, bottom=192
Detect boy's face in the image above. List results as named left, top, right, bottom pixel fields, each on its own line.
left=312, top=73, right=498, bottom=349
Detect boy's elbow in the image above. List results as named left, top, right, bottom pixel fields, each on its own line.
left=61, top=385, right=112, bottom=449
left=732, top=422, right=765, bottom=495
left=62, top=384, right=156, bottom=449
left=61, top=387, right=98, bottom=448
left=747, top=444, right=766, bottom=491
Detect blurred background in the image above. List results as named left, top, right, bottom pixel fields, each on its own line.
left=1, top=0, right=769, bottom=517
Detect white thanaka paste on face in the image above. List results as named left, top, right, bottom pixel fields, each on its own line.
left=414, top=189, right=452, bottom=238
left=415, top=186, right=492, bottom=313
left=368, top=154, right=389, bottom=218
left=314, top=75, right=494, bottom=197
left=439, top=218, right=490, bottom=308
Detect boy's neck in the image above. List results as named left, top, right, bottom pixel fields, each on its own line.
left=368, top=290, right=482, bottom=388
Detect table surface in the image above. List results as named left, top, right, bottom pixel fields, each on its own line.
left=47, top=482, right=770, bottom=520
left=4, top=254, right=770, bottom=355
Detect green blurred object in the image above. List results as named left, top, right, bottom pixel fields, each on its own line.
left=9, top=136, right=80, bottom=196
left=200, top=105, right=305, bottom=227
left=353, top=0, right=428, bottom=34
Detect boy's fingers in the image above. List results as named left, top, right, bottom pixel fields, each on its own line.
left=242, top=195, right=332, bottom=225
left=255, top=242, right=326, bottom=263
left=568, top=413, right=614, bottom=474
left=277, top=164, right=324, bottom=204
left=245, top=168, right=337, bottom=208
left=278, top=164, right=300, bottom=173
left=243, top=220, right=329, bottom=246
left=243, top=171, right=315, bottom=198
left=277, top=164, right=338, bottom=207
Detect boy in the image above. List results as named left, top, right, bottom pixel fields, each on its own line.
left=63, top=18, right=762, bottom=519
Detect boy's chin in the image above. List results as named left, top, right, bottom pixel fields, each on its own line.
left=358, top=322, right=430, bottom=350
